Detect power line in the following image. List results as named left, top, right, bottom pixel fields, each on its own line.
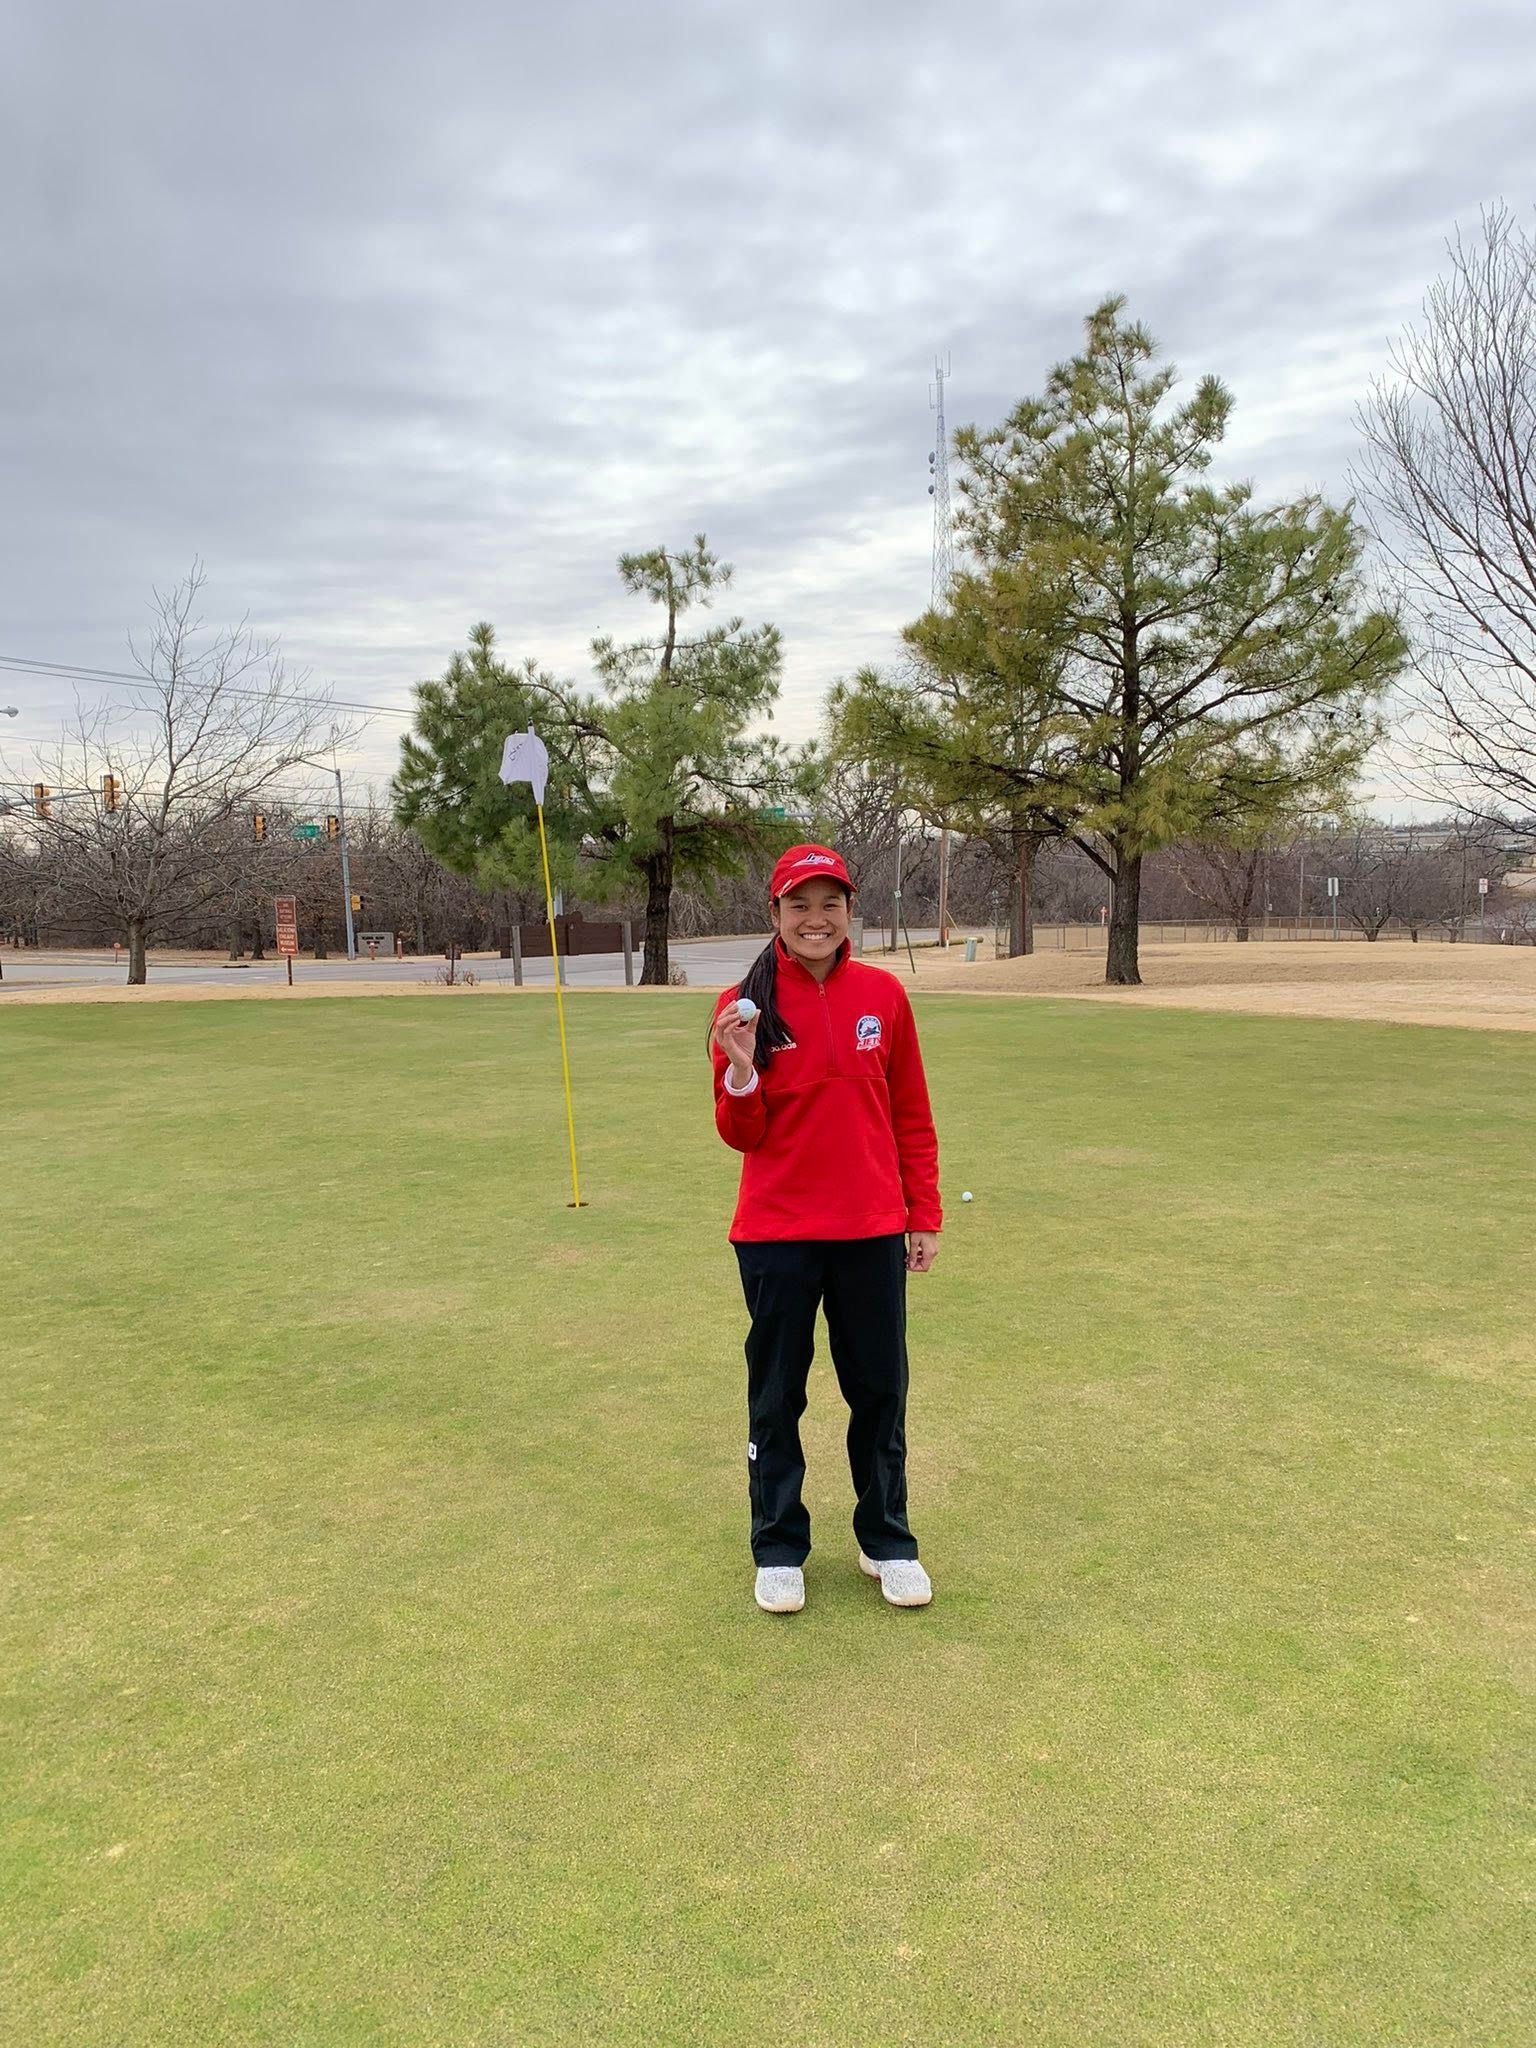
left=0, top=652, right=419, bottom=721
left=0, top=734, right=407, bottom=797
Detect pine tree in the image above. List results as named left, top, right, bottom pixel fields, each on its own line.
left=392, top=623, right=581, bottom=938
left=949, top=298, right=1408, bottom=983
left=548, top=537, right=800, bottom=983
left=394, top=542, right=806, bottom=982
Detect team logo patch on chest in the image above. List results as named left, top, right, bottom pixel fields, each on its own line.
left=855, top=1013, right=883, bottom=1052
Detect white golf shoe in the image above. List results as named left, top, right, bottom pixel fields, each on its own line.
left=754, top=1565, right=805, bottom=1613
left=859, top=1552, right=933, bottom=1607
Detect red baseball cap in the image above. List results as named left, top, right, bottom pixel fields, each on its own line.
left=770, top=843, right=855, bottom=899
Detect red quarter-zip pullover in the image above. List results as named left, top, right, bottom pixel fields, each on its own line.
left=711, top=940, right=942, bottom=1242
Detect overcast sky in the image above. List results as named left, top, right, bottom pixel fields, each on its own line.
left=3, top=0, right=1534, bottom=802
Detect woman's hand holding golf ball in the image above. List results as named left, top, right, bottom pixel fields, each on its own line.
left=714, top=996, right=759, bottom=1084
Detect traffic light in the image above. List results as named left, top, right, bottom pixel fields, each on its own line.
left=326, top=815, right=339, bottom=841
left=253, top=811, right=266, bottom=842
left=32, top=783, right=51, bottom=819
left=349, top=893, right=362, bottom=913
left=102, top=774, right=121, bottom=814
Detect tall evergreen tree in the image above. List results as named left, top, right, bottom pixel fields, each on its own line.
left=949, top=298, right=1408, bottom=982
left=392, top=623, right=582, bottom=936
left=538, top=537, right=801, bottom=983
left=394, top=541, right=805, bottom=982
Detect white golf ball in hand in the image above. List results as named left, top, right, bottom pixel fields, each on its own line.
left=735, top=997, right=758, bottom=1021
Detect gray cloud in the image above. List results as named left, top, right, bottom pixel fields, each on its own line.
left=3, top=0, right=1534, bottom=800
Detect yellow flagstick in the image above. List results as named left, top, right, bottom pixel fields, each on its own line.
left=534, top=800, right=584, bottom=1208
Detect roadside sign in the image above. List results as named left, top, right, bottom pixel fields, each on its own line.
left=762, top=806, right=788, bottom=819
left=292, top=823, right=322, bottom=841
left=1478, top=877, right=1489, bottom=896
left=1326, top=876, right=1339, bottom=897
left=275, top=896, right=298, bottom=984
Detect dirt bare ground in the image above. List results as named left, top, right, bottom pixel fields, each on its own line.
left=4, top=938, right=1536, bottom=1032
left=863, top=935, right=1536, bottom=1032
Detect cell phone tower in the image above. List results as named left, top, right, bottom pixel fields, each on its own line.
left=928, top=354, right=955, bottom=942
left=928, top=353, right=955, bottom=605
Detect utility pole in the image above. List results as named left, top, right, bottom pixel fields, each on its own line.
left=887, top=805, right=917, bottom=973
left=1459, top=831, right=1468, bottom=939
left=890, top=804, right=902, bottom=953
left=930, top=353, right=954, bottom=946
left=335, top=764, right=356, bottom=961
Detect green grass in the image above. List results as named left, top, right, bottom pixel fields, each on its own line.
left=3, top=991, right=1533, bottom=2047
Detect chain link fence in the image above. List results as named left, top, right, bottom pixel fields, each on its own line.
left=983, top=916, right=1529, bottom=954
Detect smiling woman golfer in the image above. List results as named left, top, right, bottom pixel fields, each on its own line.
left=709, top=844, right=941, bottom=1616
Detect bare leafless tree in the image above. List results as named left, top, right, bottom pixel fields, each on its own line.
left=1355, top=207, right=1536, bottom=835
left=1316, top=825, right=1403, bottom=940
left=1172, top=840, right=1271, bottom=939
left=3, top=566, right=358, bottom=982
left=1492, top=891, right=1536, bottom=942
left=1303, top=822, right=1512, bottom=941
left=0, top=822, right=55, bottom=967
left=1389, top=835, right=1474, bottom=940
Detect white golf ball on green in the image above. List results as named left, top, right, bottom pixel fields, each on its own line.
left=962, top=1191, right=973, bottom=1202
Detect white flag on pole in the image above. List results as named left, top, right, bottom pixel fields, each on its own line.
left=498, top=726, right=550, bottom=806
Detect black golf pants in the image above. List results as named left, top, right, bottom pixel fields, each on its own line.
left=733, top=1234, right=917, bottom=1567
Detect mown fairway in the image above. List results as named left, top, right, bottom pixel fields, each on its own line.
left=4, top=992, right=1533, bottom=2046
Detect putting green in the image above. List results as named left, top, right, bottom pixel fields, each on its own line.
left=3, top=994, right=1532, bottom=2045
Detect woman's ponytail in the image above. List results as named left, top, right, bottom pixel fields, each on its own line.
left=736, top=938, right=793, bottom=1071
left=709, top=937, right=793, bottom=1072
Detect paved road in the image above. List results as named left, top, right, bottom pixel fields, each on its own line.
left=0, top=937, right=773, bottom=995
left=0, top=928, right=948, bottom=998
